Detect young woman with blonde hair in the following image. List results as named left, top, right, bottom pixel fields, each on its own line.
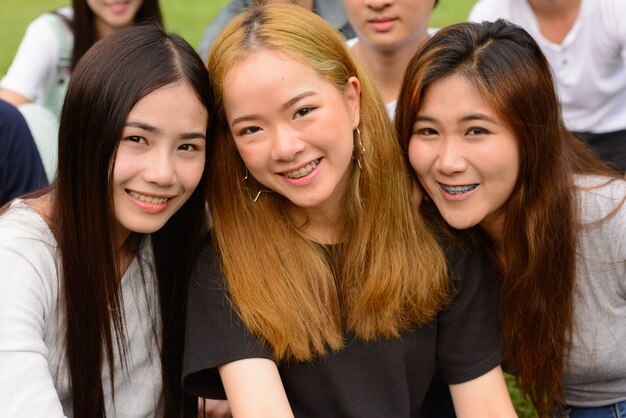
left=182, top=4, right=516, bottom=417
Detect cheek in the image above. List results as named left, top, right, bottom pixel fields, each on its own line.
left=181, top=157, right=206, bottom=191
left=407, top=139, right=431, bottom=177
left=111, top=152, right=136, bottom=185
left=234, top=143, right=261, bottom=171
left=486, top=142, right=520, bottom=187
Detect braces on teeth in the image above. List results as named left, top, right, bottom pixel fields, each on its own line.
left=440, top=184, right=478, bottom=195
left=285, top=159, right=320, bottom=179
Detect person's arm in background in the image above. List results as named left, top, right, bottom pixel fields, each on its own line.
left=0, top=13, right=62, bottom=108
left=0, top=100, right=48, bottom=205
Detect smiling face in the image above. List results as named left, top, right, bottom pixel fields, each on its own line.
left=343, top=0, right=435, bottom=51
left=223, top=49, right=361, bottom=225
left=112, top=82, right=207, bottom=245
left=87, top=0, right=144, bottom=38
left=408, top=74, right=519, bottom=239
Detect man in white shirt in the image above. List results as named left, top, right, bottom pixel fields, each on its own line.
left=469, top=0, right=626, bottom=174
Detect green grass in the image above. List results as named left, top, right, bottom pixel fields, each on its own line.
left=1, top=0, right=476, bottom=77
left=506, top=373, right=538, bottom=418
left=0, top=0, right=231, bottom=77
left=0, top=1, right=536, bottom=416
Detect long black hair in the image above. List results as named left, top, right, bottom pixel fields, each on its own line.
left=54, top=24, right=211, bottom=417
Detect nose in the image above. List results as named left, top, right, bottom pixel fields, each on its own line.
left=271, top=126, right=305, bottom=161
left=143, top=148, right=176, bottom=186
left=435, top=137, right=467, bottom=175
left=364, top=0, right=392, bottom=11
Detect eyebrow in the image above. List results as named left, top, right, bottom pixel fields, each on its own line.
left=125, top=121, right=206, bottom=140
left=230, top=91, right=318, bottom=126
left=415, top=113, right=498, bottom=124
left=279, top=91, right=316, bottom=112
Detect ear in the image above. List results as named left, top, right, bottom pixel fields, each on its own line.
left=344, top=76, right=362, bottom=129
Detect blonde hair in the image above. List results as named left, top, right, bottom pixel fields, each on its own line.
left=207, top=3, right=449, bottom=361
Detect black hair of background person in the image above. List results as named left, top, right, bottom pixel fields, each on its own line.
left=71, top=0, right=162, bottom=69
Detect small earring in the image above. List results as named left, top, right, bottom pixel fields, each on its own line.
left=242, top=167, right=273, bottom=203
left=353, top=127, right=365, bottom=169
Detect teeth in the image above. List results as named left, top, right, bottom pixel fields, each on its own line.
left=129, top=190, right=169, bottom=204
left=440, top=184, right=478, bottom=195
left=284, top=159, right=320, bottom=179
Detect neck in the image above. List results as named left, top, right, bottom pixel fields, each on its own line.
left=480, top=211, right=506, bottom=244
left=289, top=204, right=342, bottom=245
left=352, top=31, right=429, bottom=104
left=528, top=0, right=581, bottom=43
left=94, top=19, right=134, bottom=40
left=528, top=0, right=579, bottom=15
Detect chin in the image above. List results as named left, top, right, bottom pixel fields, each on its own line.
left=441, top=214, right=480, bottom=231
left=127, top=221, right=169, bottom=235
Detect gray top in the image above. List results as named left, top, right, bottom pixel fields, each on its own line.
left=564, top=175, right=626, bottom=407
left=197, top=0, right=354, bottom=62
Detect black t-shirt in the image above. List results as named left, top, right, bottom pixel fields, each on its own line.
left=182, top=237, right=502, bottom=417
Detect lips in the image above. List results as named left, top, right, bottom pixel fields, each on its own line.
left=128, top=190, right=171, bottom=204
left=368, top=17, right=398, bottom=32
left=438, top=183, right=478, bottom=195
left=107, top=1, right=132, bottom=15
left=282, top=159, right=320, bottom=179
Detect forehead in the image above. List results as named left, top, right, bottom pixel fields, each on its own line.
left=420, top=74, right=488, bottom=111
left=224, top=49, right=327, bottom=91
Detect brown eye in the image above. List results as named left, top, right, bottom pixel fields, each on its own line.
left=126, top=135, right=146, bottom=144
left=416, top=128, right=438, bottom=136
left=467, top=127, right=489, bottom=135
left=294, top=106, right=315, bottom=119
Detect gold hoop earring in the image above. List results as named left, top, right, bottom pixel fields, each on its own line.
left=353, top=127, right=365, bottom=169
left=242, top=168, right=273, bottom=203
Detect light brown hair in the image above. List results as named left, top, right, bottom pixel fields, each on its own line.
left=207, top=3, right=449, bottom=361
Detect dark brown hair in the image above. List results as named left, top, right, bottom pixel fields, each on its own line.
left=54, top=24, right=210, bottom=417
left=396, top=20, right=618, bottom=416
left=71, top=0, right=162, bottom=69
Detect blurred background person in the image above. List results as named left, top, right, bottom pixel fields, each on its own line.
left=0, top=99, right=47, bottom=206
left=469, top=0, right=626, bottom=175
left=0, top=0, right=163, bottom=181
left=197, top=0, right=355, bottom=62
left=344, top=0, right=438, bottom=118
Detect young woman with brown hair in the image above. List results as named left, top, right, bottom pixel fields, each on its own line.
left=182, top=4, right=516, bottom=417
left=0, top=25, right=211, bottom=417
left=396, top=19, right=626, bottom=417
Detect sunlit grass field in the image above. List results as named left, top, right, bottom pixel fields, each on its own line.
left=1, top=0, right=537, bottom=416
left=1, top=0, right=477, bottom=76
left=0, top=0, right=232, bottom=76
